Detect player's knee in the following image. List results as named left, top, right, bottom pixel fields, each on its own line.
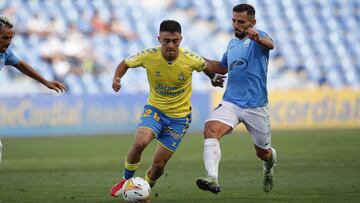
left=132, top=138, right=150, bottom=153
left=133, top=131, right=152, bottom=151
left=256, top=148, right=272, bottom=161
left=131, top=141, right=149, bottom=155
left=203, top=125, right=219, bottom=139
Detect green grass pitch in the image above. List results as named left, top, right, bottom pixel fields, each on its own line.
left=1, top=129, right=360, bottom=203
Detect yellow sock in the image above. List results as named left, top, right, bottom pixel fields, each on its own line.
left=125, top=159, right=140, bottom=171
left=145, top=172, right=156, bottom=188
left=124, top=159, right=140, bottom=179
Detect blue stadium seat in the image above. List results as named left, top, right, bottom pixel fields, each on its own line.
left=2, top=0, right=360, bottom=95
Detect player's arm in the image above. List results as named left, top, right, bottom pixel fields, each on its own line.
left=204, top=57, right=228, bottom=75
left=112, top=60, right=129, bottom=92
left=246, top=28, right=274, bottom=50
left=202, top=58, right=227, bottom=88
left=13, top=60, right=67, bottom=93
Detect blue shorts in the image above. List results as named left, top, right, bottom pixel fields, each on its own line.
left=137, top=105, right=192, bottom=152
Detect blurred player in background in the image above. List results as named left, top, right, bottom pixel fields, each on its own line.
left=110, top=20, right=225, bottom=197
left=0, top=16, right=67, bottom=164
left=195, top=4, right=276, bottom=194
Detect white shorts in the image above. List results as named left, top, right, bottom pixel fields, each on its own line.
left=206, top=101, right=272, bottom=149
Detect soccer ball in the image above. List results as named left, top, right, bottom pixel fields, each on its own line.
left=121, top=177, right=151, bottom=202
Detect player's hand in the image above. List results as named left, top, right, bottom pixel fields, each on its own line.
left=246, top=28, right=260, bottom=42
left=45, top=80, right=67, bottom=93
left=112, top=77, right=121, bottom=92
left=211, top=74, right=226, bottom=88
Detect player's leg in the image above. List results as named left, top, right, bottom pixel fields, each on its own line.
left=197, top=101, right=239, bottom=194
left=242, top=106, right=276, bottom=192
left=111, top=128, right=155, bottom=197
left=111, top=105, right=161, bottom=197
left=125, top=127, right=155, bottom=179
left=145, top=113, right=191, bottom=188
left=255, top=145, right=276, bottom=193
left=145, top=144, right=173, bottom=188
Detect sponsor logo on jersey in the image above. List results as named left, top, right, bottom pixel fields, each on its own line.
left=229, top=58, right=248, bottom=71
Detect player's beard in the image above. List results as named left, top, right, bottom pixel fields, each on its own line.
left=235, top=29, right=246, bottom=39
left=0, top=43, right=10, bottom=52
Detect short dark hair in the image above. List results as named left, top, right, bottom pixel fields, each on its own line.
left=233, top=4, right=256, bottom=16
left=159, top=20, right=181, bottom=34
left=0, top=16, right=13, bottom=29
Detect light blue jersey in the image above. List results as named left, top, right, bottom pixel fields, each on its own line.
left=220, top=30, right=271, bottom=108
left=0, top=49, right=20, bottom=70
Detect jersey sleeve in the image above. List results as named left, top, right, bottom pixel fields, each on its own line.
left=5, top=50, right=20, bottom=66
left=220, top=51, right=228, bottom=68
left=182, top=49, right=207, bottom=72
left=259, top=30, right=270, bottom=39
left=257, top=30, right=272, bottom=52
left=193, top=56, right=206, bottom=72
left=124, top=50, right=146, bottom=68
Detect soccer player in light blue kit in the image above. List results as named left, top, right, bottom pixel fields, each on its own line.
left=196, top=4, right=276, bottom=193
left=0, top=16, right=67, bottom=164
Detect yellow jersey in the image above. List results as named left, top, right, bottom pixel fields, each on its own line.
left=124, top=46, right=206, bottom=118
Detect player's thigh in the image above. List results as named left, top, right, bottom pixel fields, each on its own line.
left=204, top=121, right=232, bottom=139
left=242, top=106, right=272, bottom=149
left=136, top=105, right=164, bottom=144
left=134, top=128, right=155, bottom=147
left=205, top=101, right=240, bottom=138
left=157, top=114, right=191, bottom=153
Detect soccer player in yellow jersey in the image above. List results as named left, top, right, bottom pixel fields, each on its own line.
left=110, top=20, right=225, bottom=197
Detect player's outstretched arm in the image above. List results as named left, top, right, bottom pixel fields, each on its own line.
left=203, top=58, right=228, bottom=75
left=112, top=60, right=129, bottom=92
left=13, top=60, right=67, bottom=93
left=203, top=65, right=226, bottom=88
left=201, top=57, right=227, bottom=88
left=203, top=68, right=225, bottom=88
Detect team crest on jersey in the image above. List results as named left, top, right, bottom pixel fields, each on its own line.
left=243, top=39, right=251, bottom=47
left=178, top=73, right=185, bottom=81
left=155, top=71, right=161, bottom=77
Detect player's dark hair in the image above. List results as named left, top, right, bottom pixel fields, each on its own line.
left=159, top=20, right=181, bottom=34
left=233, top=4, right=256, bottom=16
left=0, top=16, right=13, bottom=29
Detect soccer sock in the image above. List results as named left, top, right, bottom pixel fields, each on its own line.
left=144, top=169, right=157, bottom=188
left=124, top=159, right=140, bottom=180
left=204, top=138, right=221, bottom=183
left=264, top=147, right=277, bottom=172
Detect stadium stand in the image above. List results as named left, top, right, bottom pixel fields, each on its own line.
left=0, top=0, right=359, bottom=95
